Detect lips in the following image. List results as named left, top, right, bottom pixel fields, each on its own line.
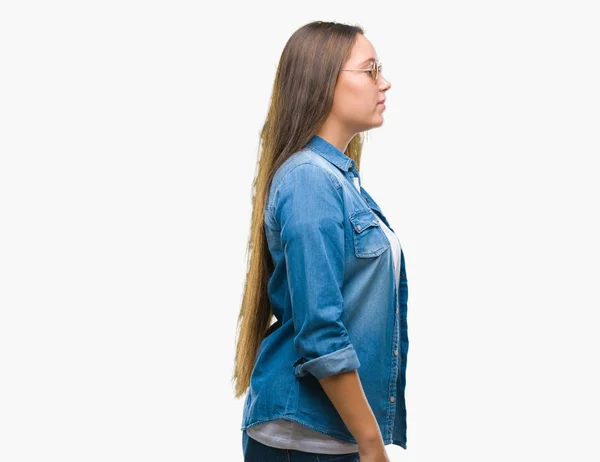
left=377, top=99, right=386, bottom=105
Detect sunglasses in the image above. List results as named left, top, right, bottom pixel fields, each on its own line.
left=341, top=59, right=383, bottom=81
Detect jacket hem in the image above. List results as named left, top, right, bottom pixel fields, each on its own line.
left=389, top=438, right=407, bottom=450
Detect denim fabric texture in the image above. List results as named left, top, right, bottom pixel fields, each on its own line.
left=241, top=134, right=409, bottom=449
left=243, top=430, right=360, bottom=461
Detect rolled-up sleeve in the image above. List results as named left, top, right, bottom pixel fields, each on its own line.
left=274, top=162, right=360, bottom=379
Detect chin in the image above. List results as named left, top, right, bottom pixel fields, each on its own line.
left=372, top=117, right=385, bottom=128
left=354, top=117, right=384, bottom=132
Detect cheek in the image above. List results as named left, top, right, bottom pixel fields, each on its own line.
left=333, top=84, right=374, bottom=120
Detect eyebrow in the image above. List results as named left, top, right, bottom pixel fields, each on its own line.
left=357, top=57, right=377, bottom=67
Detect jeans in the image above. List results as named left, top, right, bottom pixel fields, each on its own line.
left=242, top=430, right=360, bottom=461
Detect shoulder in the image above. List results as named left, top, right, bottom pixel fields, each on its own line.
left=272, top=150, right=342, bottom=192
left=266, top=151, right=342, bottom=212
left=266, top=154, right=345, bottom=226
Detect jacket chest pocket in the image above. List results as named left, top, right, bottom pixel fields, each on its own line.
left=348, top=208, right=390, bottom=258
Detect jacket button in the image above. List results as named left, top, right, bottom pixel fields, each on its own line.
left=357, top=225, right=362, bottom=231
left=390, top=396, right=395, bottom=402
left=394, top=350, right=398, bottom=356
left=372, top=219, right=378, bottom=224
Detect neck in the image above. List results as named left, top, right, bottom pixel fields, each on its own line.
left=316, top=119, right=356, bottom=153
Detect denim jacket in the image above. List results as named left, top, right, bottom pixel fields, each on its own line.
left=241, top=134, right=409, bottom=449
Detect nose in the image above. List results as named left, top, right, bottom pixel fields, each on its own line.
left=378, top=74, right=391, bottom=91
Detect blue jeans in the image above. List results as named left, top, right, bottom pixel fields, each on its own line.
left=242, top=430, right=360, bottom=461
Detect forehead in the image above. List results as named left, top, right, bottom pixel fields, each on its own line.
left=347, top=34, right=378, bottom=66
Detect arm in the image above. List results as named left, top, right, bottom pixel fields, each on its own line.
left=319, top=370, right=385, bottom=450
left=275, top=163, right=383, bottom=447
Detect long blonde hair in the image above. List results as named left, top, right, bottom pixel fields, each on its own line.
left=232, top=20, right=367, bottom=398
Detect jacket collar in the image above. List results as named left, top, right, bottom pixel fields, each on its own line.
left=305, top=134, right=355, bottom=172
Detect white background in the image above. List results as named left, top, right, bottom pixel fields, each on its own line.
left=1, top=1, right=599, bottom=461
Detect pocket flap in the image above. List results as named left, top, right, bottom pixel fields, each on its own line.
left=349, top=208, right=380, bottom=234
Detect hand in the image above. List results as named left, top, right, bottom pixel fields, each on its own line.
left=358, top=446, right=391, bottom=462
left=358, top=438, right=391, bottom=462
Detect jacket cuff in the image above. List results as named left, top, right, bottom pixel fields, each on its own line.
left=293, top=344, right=361, bottom=379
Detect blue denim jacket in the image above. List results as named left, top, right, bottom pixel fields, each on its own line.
left=241, top=134, right=409, bottom=449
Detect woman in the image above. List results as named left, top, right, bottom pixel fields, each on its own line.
left=232, top=21, right=408, bottom=462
